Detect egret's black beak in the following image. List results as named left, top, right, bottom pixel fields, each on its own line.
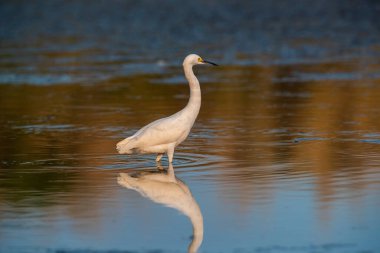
left=202, top=60, right=218, bottom=66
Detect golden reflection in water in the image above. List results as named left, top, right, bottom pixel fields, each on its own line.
left=1, top=62, right=380, bottom=230
left=117, top=164, right=203, bottom=253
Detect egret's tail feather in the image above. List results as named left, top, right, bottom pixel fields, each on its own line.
left=116, top=137, right=135, bottom=154
left=117, top=173, right=135, bottom=188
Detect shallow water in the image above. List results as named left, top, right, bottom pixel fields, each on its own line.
left=1, top=1, right=380, bottom=253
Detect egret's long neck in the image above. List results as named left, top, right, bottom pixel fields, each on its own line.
left=183, top=64, right=201, bottom=114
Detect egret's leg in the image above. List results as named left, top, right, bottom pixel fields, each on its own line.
left=167, top=163, right=176, bottom=182
left=156, top=153, right=163, bottom=162
left=167, top=145, right=175, bottom=163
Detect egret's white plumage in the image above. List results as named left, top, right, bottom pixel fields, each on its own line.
left=116, top=54, right=217, bottom=163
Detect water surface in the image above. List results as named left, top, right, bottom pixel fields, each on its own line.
left=1, top=1, right=380, bottom=253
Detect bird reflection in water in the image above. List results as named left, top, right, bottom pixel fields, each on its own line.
left=117, top=164, right=203, bottom=253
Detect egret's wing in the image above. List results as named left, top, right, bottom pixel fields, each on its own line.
left=131, top=114, right=186, bottom=146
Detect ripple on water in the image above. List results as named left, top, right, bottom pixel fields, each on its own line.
left=359, top=136, right=380, bottom=144
left=102, top=150, right=225, bottom=173
left=359, top=139, right=380, bottom=145
left=292, top=137, right=330, bottom=143
left=13, top=124, right=87, bottom=134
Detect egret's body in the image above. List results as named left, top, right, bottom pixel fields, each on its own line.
left=116, top=54, right=217, bottom=163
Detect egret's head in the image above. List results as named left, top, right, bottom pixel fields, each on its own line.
left=183, top=54, right=218, bottom=67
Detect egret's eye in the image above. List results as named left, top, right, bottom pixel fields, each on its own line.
left=198, top=57, right=203, bottom=62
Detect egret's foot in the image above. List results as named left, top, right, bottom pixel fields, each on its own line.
left=156, top=153, right=163, bottom=162
left=167, top=145, right=175, bottom=164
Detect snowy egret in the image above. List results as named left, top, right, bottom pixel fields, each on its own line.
left=117, top=164, right=203, bottom=253
left=116, top=54, right=217, bottom=163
